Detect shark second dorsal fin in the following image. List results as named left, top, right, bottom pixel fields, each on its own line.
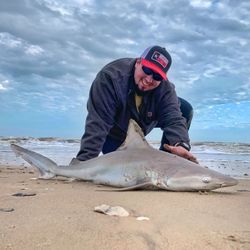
left=117, top=119, right=151, bottom=150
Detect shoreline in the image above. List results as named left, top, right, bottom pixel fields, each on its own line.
left=1, top=165, right=250, bottom=249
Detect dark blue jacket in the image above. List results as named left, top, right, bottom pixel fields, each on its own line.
left=77, top=58, right=190, bottom=161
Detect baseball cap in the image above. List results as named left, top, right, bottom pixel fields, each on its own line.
left=140, top=45, right=172, bottom=80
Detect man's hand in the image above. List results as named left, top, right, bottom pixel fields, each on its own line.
left=163, top=144, right=199, bottom=164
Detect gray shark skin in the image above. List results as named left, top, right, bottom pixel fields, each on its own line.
left=11, top=120, right=238, bottom=191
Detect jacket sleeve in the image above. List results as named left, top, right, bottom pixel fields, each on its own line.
left=76, top=71, right=119, bottom=161
left=157, top=82, right=190, bottom=147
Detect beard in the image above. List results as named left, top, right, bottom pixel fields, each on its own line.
left=134, top=83, right=146, bottom=96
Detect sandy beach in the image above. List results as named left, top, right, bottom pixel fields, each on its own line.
left=0, top=165, right=250, bottom=250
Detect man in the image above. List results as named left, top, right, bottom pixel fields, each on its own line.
left=76, top=45, right=197, bottom=163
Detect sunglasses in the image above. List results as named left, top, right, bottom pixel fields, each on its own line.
left=142, top=66, right=163, bottom=81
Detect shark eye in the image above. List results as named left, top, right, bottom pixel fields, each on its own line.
left=202, top=177, right=211, bottom=183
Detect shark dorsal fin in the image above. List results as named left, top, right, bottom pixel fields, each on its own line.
left=117, top=119, right=151, bottom=150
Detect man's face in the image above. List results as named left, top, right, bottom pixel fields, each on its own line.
left=134, top=60, right=162, bottom=92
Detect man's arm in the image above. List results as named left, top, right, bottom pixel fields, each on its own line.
left=76, top=71, right=119, bottom=161
left=157, top=82, right=197, bottom=163
left=158, top=82, right=190, bottom=145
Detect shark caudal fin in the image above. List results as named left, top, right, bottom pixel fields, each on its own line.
left=117, top=119, right=151, bottom=150
left=11, top=144, right=57, bottom=179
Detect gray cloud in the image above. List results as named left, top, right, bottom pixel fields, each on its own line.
left=0, top=0, right=250, bottom=135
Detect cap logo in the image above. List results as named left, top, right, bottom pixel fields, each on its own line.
left=151, top=51, right=168, bottom=68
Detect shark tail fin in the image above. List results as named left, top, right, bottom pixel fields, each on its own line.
left=11, top=144, right=57, bottom=179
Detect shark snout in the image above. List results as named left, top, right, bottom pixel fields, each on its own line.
left=164, top=173, right=239, bottom=191
left=220, top=176, right=238, bottom=187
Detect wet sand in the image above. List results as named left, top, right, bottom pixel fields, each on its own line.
left=0, top=165, right=250, bottom=250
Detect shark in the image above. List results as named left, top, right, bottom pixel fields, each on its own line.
left=11, top=120, right=238, bottom=191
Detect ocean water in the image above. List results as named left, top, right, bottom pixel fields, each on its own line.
left=0, top=137, right=249, bottom=179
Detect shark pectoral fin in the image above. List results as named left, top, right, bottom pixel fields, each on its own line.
left=96, top=182, right=153, bottom=192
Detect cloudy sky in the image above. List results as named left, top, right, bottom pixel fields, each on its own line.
left=0, top=0, right=249, bottom=143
